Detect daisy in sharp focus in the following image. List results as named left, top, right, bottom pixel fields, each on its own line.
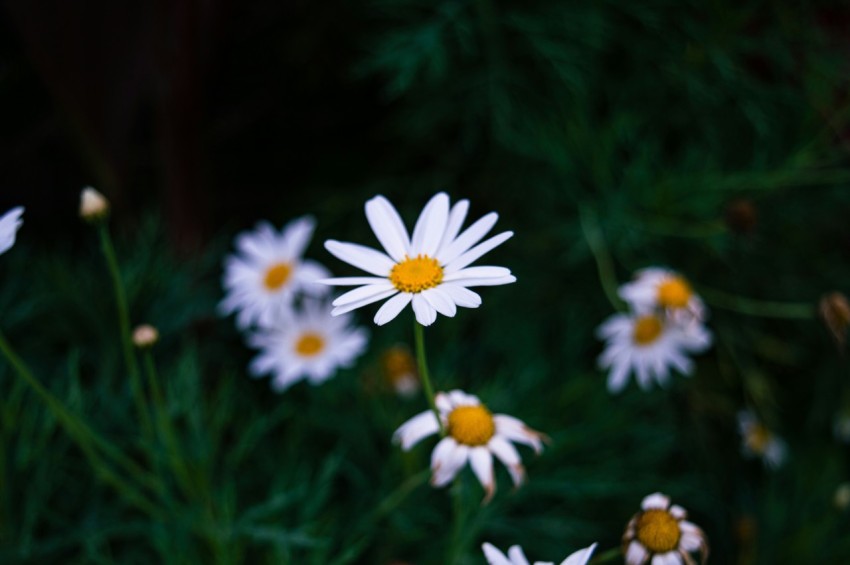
left=482, top=542, right=597, bottom=565
left=738, top=409, right=787, bottom=470
left=0, top=207, right=24, bottom=256
left=596, top=312, right=712, bottom=393
left=321, top=192, right=515, bottom=326
left=247, top=300, right=368, bottom=392
left=619, top=268, right=706, bottom=323
left=393, top=389, right=545, bottom=502
left=622, top=492, right=708, bottom=565
left=219, top=216, right=331, bottom=329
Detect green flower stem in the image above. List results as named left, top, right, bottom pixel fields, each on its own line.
left=413, top=320, right=443, bottom=435
left=579, top=205, right=625, bottom=312
left=97, top=223, right=153, bottom=440
left=0, top=329, right=163, bottom=517
left=699, top=287, right=814, bottom=319
left=143, top=351, right=195, bottom=500
left=589, top=546, right=621, bottom=563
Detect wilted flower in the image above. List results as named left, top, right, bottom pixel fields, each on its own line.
left=132, top=324, right=159, bottom=349
left=622, top=492, right=708, bottom=565
left=219, top=216, right=331, bottom=329
left=393, top=389, right=545, bottom=503
left=596, top=312, right=712, bottom=393
left=381, top=345, right=420, bottom=398
left=0, top=206, right=24, bottom=255
left=482, top=542, right=597, bottom=565
left=79, top=187, right=110, bottom=222
left=738, top=409, right=787, bottom=470
left=321, top=193, right=515, bottom=326
left=619, top=268, right=707, bottom=324
left=247, top=300, right=368, bottom=392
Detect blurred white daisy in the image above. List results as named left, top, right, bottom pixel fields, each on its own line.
left=393, top=389, right=545, bottom=502
left=597, top=312, right=712, bottom=393
left=321, top=192, right=515, bottom=326
left=738, top=409, right=787, bottom=470
left=619, top=268, right=706, bottom=323
left=0, top=207, right=24, bottom=256
left=219, top=217, right=331, bottom=329
left=622, top=492, right=708, bottom=565
left=247, top=300, right=368, bottom=392
left=482, top=542, right=597, bottom=565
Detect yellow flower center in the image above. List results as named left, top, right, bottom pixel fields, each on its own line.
left=295, top=332, right=325, bottom=357
left=447, top=405, right=495, bottom=446
left=745, top=423, right=772, bottom=454
left=633, top=315, right=664, bottom=346
left=636, top=509, right=681, bottom=553
left=389, top=255, right=443, bottom=293
left=657, top=277, right=692, bottom=309
left=264, top=262, right=292, bottom=291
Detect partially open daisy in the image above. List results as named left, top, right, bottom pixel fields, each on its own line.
left=619, top=268, right=706, bottom=323
left=0, top=207, right=24, bottom=256
left=597, top=312, right=712, bottom=393
left=219, top=216, right=331, bottom=329
left=247, top=300, right=368, bottom=392
left=738, top=409, right=787, bottom=470
left=622, top=493, right=708, bottom=565
left=321, top=193, right=515, bottom=326
left=393, top=389, right=545, bottom=502
left=482, top=542, right=597, bottom=565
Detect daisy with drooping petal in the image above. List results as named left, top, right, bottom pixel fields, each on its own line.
left=619, top=268, right=706, bottom=323
left=622, top=492, right=708, bottom=565
left=597, top=312, right=712, bottom=393
left=219, top=216, right=331, bottom=329
left=482, top=542, right=597, bottom=565
left=738, top=409, right=787, bottom=470
left=321, top=192, right=515, bottom=326
left=393, top=389, right=545, bottom=502
left=0, top=207, right=24, bottom=256
left=247, top=300, right=368, bottom=392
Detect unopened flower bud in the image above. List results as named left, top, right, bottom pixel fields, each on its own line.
left=819, top=292, right=850, bottom=350
left=79, top=187, right=110, bottom=222
left=132, top=324, right=159, bottom=349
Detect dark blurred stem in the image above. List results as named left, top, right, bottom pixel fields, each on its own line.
left=589, top=547, right=621, bottom=563
left=413, top=321, right=443, bottom=434
left=0, top=329, right=163, bottom=517
left=579, top=205, right=625, bottom=311
left=449, top=479, right=465, bottom=562
left=97, top=223, right=153, bottom=441
left=700, top=287, right=814, bottom=319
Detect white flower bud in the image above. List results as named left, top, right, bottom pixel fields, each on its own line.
left=79, top=187, right=110, bottom=222
left=132, top=324, right=159, bottom=349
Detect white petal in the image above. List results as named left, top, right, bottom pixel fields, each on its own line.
left=421, top=288, right=456, bottom=318
left=494, top=415, right=544, bottom=454
left=410, top=192, right=449, bottom=257
left=325, top=240, right=394, bottom=276
left=432, top=440, right=468, bottom=487
left=438, top=212, right=498, bottom=264
left=469, top=447, right=495, bottom=502
left=0, top=206, right=24, bottom=255
left=280, top=215, right=316, bottom=258
left=440, top=285, right=482, bottom=308
left=442, top=276, right=516, bottom=288
left=641, top=492, right=670, bottom=510
left=443, top=265, right=512, bottom=281
left=606, top=358, right=632, bottom=394
left=669, top=505, right=687, bottom=520
left=319, top=276, right=390, bottom=286
left=444, top=231, right=513, bottom=274
left=651, top=553, right=681, bottom=565
left=331, top=288, right=398, bottom=316
left=560, top=543, right=597, bottom=565
left=333, top=283, right=397, bottom=306
left=507, top=546, right=531, bottom=565
left=392, top=410, right=440, bottom=451
left=412, top=294, right=437, bottom=326
left=482, top=543, right=514, bottom=565
left=625, top=540, right=648, bottom=565
left=374, top=292, right=413, bottom=326
left=489, top=436, right=525, bottom=486
left=365, top=195, right=410, bottom=262
left=438, top=199, right=469, bottom=256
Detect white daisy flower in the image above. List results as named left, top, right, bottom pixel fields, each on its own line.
left=622, top=492, right=708, bottom=565
left=219, top=216, right=331, bottom=329
left=0, top=207, right=24, bottom=256
left=321, top=192, right=515, bottom=326
left=737, top=409, right=787, bottom=470
left=393, top=389, right=545, bottom=502
left=619, top=268, right=706, bottom=323
left=482, top=542, right=597, bottom=565
left=247, top=300, right=368, bottom=392
left=596, top=312, right=712, bottom=393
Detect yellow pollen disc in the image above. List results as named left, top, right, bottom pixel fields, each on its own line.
left=295, top=332, right=325, bottom=357
left=633, top=315, right=664, bottom=346
left=389, top=255, right=443, bottom=293
left=264, top=262, right=292, bottom=291
left=657, top=277, right=693, bottom=309
left=746, top=424, right=772, bottom=454
left=447, top=405, right=495, bottom=446
left=636, top=509, right=681, bottom=554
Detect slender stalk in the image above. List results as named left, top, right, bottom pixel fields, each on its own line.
left=700, top=287, right=814, bottom=319
left=448, top=479, right=465, bottom=562
left=578, top=205, right=625, bottom=312
left=97, top=223, right=153, bottom=440
left=413, top=321, right=443, bottom=434
left=589, top=546, right=621, bottom=563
